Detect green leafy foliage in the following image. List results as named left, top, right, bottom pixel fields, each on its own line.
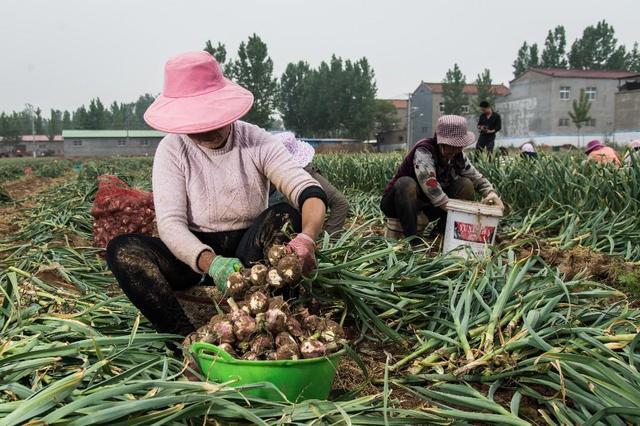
left=226, top=34, right=279, bottom=129
left=442, top=63, right=469, bottom=114
left=474, top=69, right=496, bottom=112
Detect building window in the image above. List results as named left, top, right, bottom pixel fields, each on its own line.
left=439, top=102, right=445, bottom=113
left=73, top=140, right=82, bottom=147
left=585, top=87, right=597, bottom=101
left=399, top=136, right=403, bottom=142
left=140, top=140, right=150, bottom=146
left=559, top=86, right=571, bottom=100
left=586, top=118, right=596, bottom=127
left=461, top=105, right=470, bottom=114
left=117, top=140, right=126, bottom=146
left=558, top=118, right=570, bottom=127
left=39, top=143, right=47, bottom=149
left=421, top=127, right=428, bottom=133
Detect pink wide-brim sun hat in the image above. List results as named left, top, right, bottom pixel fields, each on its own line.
left=585, top=139, right=605, bottom=154
left=144, top=51, right=254, bottom=134
left=630, top=139, right=640, bottom=149
left=276, top=132, right=315, bottom=168
left=435, top=115, right=476, bottom=147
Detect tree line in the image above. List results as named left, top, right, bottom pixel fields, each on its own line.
left=513, top=20, right=640, bottom=79
left=0, top=95, right=156, bottom=142
left=439, top=65, right=497, bottom=116
left=205, top=34, right=380, bottom=140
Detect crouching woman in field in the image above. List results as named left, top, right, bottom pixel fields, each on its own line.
left=106, top=52, right=327, bottom=336
left=380, top=115, right=503, bottom=245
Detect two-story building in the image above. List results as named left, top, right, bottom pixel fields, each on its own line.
left=409, top=82, right=510, bottom=147
left=496, top=68, right=638, bottom=147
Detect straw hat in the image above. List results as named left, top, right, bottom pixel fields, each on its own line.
left=435, top=115, right=476, bottom=147
left=276, top=132, right=315, bottom=168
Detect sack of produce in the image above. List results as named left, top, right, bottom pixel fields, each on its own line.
left=91, top=175, right=155, bottom=248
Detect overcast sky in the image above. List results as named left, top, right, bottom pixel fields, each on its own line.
left=1, top=0, right=637, bottom=113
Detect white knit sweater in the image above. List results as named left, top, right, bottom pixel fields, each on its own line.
left=152, top=121, right=318, bottom=271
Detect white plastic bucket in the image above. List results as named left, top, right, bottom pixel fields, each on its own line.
left=443, top=199, right=503, bottom=258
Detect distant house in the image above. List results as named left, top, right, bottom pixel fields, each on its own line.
left=0, top=135, right=63, bottom=157
left=496, top=68, right=638, bottom=147
left=409, top=82, right=510, bottom=146
left=62, top=130, right=165, bottom=157
left=376, top=99, right=408, bottom=152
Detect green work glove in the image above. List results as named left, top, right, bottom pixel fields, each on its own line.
left=208, top=256, right=243, bottom=291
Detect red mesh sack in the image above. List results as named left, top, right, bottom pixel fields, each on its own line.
left=91, top=175, right=155, bottom=248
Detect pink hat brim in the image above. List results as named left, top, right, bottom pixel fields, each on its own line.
left=144, top=79, right=254, bottom=133
left=437, top=131, right=476, bottom=147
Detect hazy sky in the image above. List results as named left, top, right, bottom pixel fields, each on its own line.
left=1, top=0, right=638, bottom=113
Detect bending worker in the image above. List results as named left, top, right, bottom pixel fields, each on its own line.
left=106, top=52, right=327, bottom=336
left=381, top=115, right=503, bottom=244
left=270, top=132, right=349, bottom=234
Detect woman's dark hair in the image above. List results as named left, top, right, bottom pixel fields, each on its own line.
left=479, top=101, right=490, bottom=108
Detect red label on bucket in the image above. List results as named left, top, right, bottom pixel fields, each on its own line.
left=453, top=221, right=496, bottom=243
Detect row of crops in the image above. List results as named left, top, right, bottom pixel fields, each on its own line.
left=1, top=153, right=639, bottom=424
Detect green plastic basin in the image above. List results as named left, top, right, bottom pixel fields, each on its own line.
left=190, top=341, right=344, bottom=402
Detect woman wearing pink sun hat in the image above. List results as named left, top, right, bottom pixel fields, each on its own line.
left=106, top=51, right=327, bottom=337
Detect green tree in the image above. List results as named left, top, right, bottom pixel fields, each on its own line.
left=627, top=42, right=640, bottom=72
left=133, top=94, right=155, bottom=129
left=513, top=41, right=541, bottom=78
left=513, top=42, right=531, bottom=78
left=62, top=110, right=72, bottom=130
left=279, top=61, right=311, bottom=133
left=1, top=112, right=22, bottom=142
left=72, top=106, right=90, bottom=130
left=568, top=89, right=592, bottom=147
left=442, top=63, right=468, bottom=115
left=528, top=43, right=540, bottom=68
left=541, top=26, right=568, bottom=68
left=47, top=109, right=61, bottom=139
left=474, top=69, right=496, bottom=113
left=568, top=20, right=626, bottom=70
left=227, top=34, right=278, bottom=128
left=34, top=107, right=45, bottom=134
left=344, top=57, right=377, bottom=140
left=204, top=40, right=227, bottom=70
left=373, top=100, right=400, bottom=134
left=87, top=98, right=109, bottom=129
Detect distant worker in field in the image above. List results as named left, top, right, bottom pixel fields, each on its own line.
left=380, top=115, right=504, bottom=244
left=105, top=51, right=327, bottom=336
left=476, top=100, right=501, bottom=154
left=520, top=140, right=538, bottom=159
left=269, top=132, right=349, bottom=234
left=624, top=140, right=640, bottom=165
left=585, top=139, right=621, bottom=167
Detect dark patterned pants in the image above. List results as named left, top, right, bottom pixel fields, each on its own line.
left=380, top=176, right=474, bottom=241
left=106, top=203, right=301, bottom=336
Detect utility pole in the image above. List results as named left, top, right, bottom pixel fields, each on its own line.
left=25, top=103, right=36, bottom=158
left=406, top=94, right=411, bottom=149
